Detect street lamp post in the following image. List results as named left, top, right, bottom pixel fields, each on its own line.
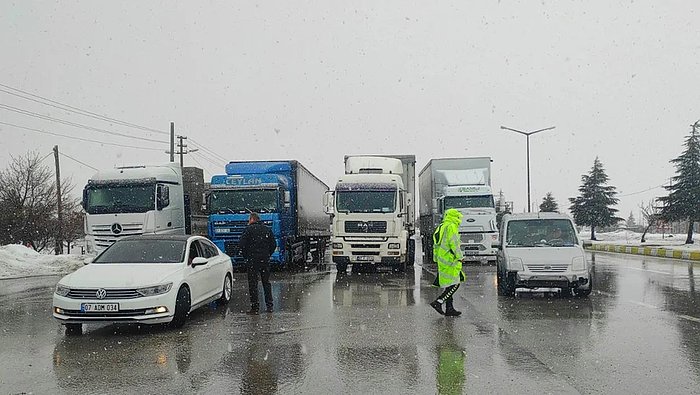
left=500, top=125, right=556, bottom=212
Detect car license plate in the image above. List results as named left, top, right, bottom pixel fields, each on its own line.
left=81, top=303, right=119, bottom=312
left=463, top=251, right=478, bottom=255
left=356, top=256, right=374, bottom=262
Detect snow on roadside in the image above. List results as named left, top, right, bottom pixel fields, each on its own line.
left=0, top=244, right=84, bottom=279
left=582, top=230, right=700, bottom=251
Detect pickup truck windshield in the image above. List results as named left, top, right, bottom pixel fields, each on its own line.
left=85, top=183, right=155, bottom=214
left=336, top=191, right=396, bottom=213
left=209, top=189, right=279, bottom=214
left=505, top=219, right=578, bottom=247
left=444, top=195, right=495, bottom=209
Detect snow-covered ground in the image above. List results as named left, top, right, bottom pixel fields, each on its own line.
left=583, top=229, right=700, bottom=251
left=0, top=244, right=84, bottom=279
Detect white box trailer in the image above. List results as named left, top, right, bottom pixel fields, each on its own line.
left=419, top=157, right=497, bottom=262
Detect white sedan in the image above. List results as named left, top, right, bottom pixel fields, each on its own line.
left=53, top=234, right=233, bottom=334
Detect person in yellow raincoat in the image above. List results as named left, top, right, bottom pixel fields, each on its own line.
left=430, top=208, right=466, bottom=316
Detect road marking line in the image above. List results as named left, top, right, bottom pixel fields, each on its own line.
left=632, top=301, right=658, bottom=309
left=679, top=315, right=700, bottom=323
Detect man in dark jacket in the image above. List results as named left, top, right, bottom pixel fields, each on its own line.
left=239, top=212, right=277, bottom=314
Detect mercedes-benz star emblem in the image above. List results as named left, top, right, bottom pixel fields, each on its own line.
left=95, top=288, right=107, bottom=299
left=111, top=223, right=123, bottom=234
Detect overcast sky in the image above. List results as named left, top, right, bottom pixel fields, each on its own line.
left=1, top=1, right=699, bottom=220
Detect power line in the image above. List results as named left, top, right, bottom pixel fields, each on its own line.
left=188, top=138, right=229, bottom=163
left=59, top=152, right=98, bottom=171
left=0, top=121, right=163, bottom=151
left=0, top=103, right=168, bottom=144
left=0, top=83, right=169, bottom=136
left=618, top=183, right=666, bottom=198
left=192, top=150, right=225, bottom=170
left=188, top=152, right=217, bottom=175
left=39, top=151, right=54, bottom=164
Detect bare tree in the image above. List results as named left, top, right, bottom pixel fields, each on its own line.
left=0, top=151, right=80, bottom=252
left=639, top=199, right=661, bottom=243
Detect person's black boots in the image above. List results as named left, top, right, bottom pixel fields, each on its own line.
left=430, top=300, right=445, bottom=315
left=444, top=299, right=462, bottom=317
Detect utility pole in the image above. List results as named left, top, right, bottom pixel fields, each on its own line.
left=176, top=135, right=198, bottom=168
left=170, top=122, right=175, bottom=163
left=53, top=145, right=63, bottom=255
left=500, top=125, right=556, bottom=212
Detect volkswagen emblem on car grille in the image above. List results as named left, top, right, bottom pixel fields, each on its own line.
left=111, top=223, right=123, bottom=234
left=95, top=288, right=107, bottom=299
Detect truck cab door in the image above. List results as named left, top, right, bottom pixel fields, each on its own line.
left=156, top=184, right=173, bottom=233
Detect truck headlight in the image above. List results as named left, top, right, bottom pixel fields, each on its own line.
left=508, top=257, right=524, bottom=271
left=388, top=243, right=401, bottom=249
left=332, top=243, right=343, bottom=249
left=491, top=233, right=499, bottom=241
left=572, top=256, right=586, bottom=271
left=136, top=283, right=173, bottom=297
left=55, top=284, right=70, bottom=297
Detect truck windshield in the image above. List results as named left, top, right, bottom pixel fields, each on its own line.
left=84, top=183, right=156, bottom=214
left=336, top=191, right=396, bottom=213
left=506, top=219, right=578, bottom=247
left=209, top=189, right=279, bottom=214
left=444, top=195, right=495, bottom=209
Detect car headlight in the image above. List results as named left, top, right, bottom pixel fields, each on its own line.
left=332, top=243, right=343, bottom=249
left=388, top=243, right=401, bottom=249
left=508, top=257, right=524, bottom=271
left=136, top=283, right=173, bottom=297
left=55, top=284, right=70, bottom=297
left=572, top=256, right=586, bottom=271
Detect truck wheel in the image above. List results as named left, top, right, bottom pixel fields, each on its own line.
left=336, top=262, right=348, bottom=274
left=408, top=238, right=416, bottom=267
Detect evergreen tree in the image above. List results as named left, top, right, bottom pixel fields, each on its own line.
left=569, top=157, right=620, bottom=240
left=626, top=211, right=636, bottom=227
left=659, top=121, right=700, bottom=244
left=539, top=192, right=559, bottom=212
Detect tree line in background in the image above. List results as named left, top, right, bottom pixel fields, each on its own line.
left=539, top=120, right=699, bottom=244
left=0, top=151, right=84, bottom=253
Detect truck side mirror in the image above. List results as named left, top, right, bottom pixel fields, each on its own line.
left=323, top=191, right=334, bottom=214
left=201, top=192, right=209, bottom=214
left=82, top=189, right=88, bottom=210
left=284, top=191, right=291, bottom=208
left=431, top=198, right=438, bottom=215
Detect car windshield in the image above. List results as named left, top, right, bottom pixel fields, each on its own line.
left=506, top=219, right=577, bottom=247
left=84, top=183, right=156, bottom=214
left=336, top=190, right=397, bottom=213
left=93, top=240, right=186, bottom=263
left=208, top=189, right=279, bottom=214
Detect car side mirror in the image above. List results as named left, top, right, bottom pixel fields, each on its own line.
left=191, top=257, right=208, bottom=267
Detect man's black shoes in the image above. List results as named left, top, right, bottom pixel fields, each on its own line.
left=430, top=300, right=445, bottom=315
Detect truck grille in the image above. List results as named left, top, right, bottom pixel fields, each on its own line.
left=92, top=223, right=144, bottom=249
left=66, top=288, right=140, bottom=299
left=350, top=244, right=380, bottom=249
left=352, top=251, right=380, bottom=256
left=460, top=233, right=484, bottom=243
left=526, top=264, right=569, bottom=273
left=345, top=221, right=387, bottom=234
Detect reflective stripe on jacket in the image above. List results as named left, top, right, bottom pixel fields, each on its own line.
left=433, top=208, right=465, bottom=288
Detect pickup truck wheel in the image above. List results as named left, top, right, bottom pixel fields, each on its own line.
left=499, top=271, right=516, bottom=297
left=573, top=276, right=593, bottom=297
left=171, top=286, right=190, bottom=328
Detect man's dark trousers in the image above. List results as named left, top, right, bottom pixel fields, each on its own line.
left=247, top=260, right=273, bottom=311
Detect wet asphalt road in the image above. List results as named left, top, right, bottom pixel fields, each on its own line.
left=1, top=252, right=699, bottom=395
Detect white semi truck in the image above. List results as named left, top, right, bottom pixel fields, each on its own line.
left=82, top=163, right=199, bottom=254
left=326, top=155, right=416, bottom=272
left=419, top=157, right=498, bottom=262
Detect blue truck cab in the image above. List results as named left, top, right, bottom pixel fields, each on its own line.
left=207, top=161, right=331, bottom=268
